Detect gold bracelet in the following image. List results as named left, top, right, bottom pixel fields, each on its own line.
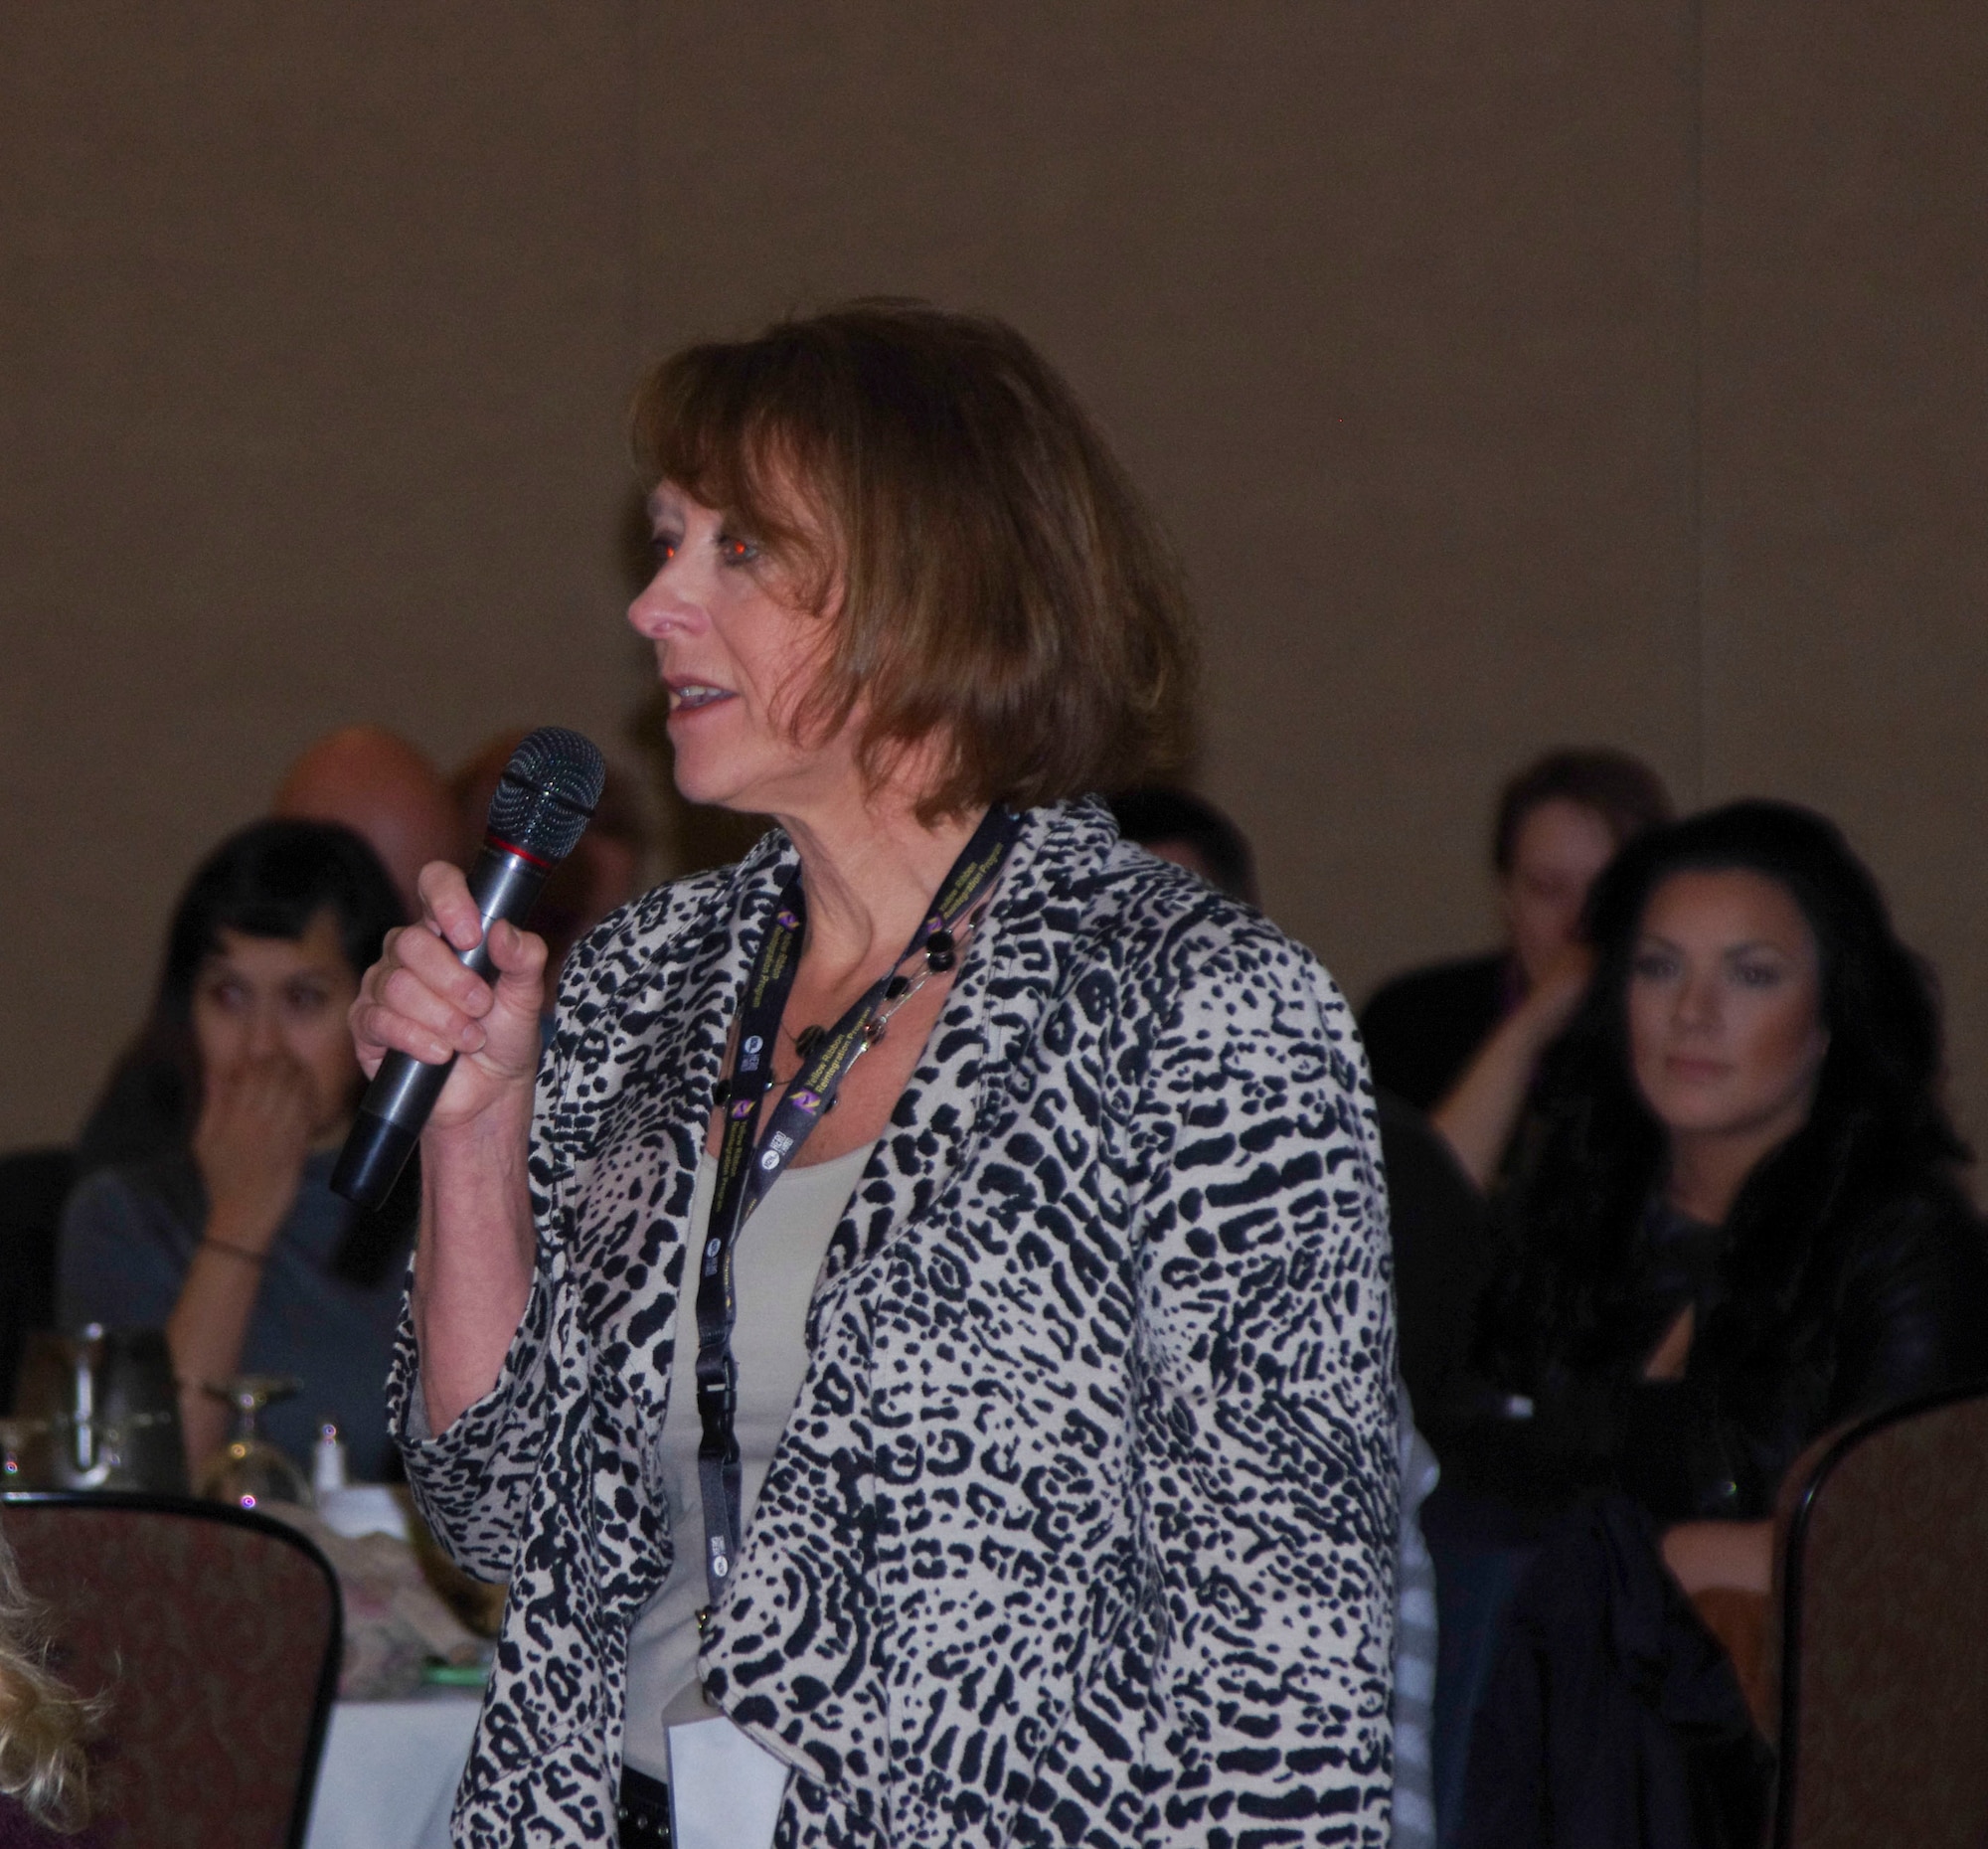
left=200, top=1236, right=268, bottom=1266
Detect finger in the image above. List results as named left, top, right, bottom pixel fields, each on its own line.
left=416, top=861, right=486, bottom=957
left=377, top=960, right=490, bottom=1056
left=386, top=919, right=499, bottom=1020
left=351, top=995, right=468, bottom=1068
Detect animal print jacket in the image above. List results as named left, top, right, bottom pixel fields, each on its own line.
left=390, top=796, right=1399, bottom=1847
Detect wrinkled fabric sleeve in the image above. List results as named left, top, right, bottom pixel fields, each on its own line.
left=386, top=1064, right=573, bottom=1585
left=1822, top=1193, right=1988, bottom=1421
left=1132, top=930, right=1399, bottom=1842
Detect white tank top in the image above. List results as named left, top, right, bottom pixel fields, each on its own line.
left=620, top=1140, right=875, bottom=1779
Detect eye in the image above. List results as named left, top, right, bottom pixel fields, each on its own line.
left=1631, top=948, right=1679, bottom=983
left=1733, top=959, right=1785, bottom=990
left=648, top=532, right=681, bottom=568
left=716, top=530, right=761, bottom=566
left=286, top=981, right=332, bottom=1014
left=201, top=975, right=247, bottom=1012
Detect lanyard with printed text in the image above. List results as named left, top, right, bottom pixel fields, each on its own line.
left=692, top=805, right=1021, bottom=1613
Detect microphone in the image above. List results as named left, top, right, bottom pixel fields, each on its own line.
left=331, top=726, right=607, bottom=1209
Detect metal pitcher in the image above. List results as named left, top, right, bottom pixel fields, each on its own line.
left=12, top=1324, right=189, bottom=1494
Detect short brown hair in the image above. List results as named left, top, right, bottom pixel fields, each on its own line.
left=1492, top=748, right=1674, bottom=872
left=630, top=301, right=1197, bottom=820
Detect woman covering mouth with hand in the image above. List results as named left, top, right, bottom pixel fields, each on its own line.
left=356, top=302, right=1398, bottom=1848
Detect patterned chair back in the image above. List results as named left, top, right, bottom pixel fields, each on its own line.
left=2, top=1490, right=340, bottom=1849
left=1772, top=1384, right=1988, bottom=1849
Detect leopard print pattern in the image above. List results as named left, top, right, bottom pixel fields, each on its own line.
left=390, top=796, right=1398, bottom=1846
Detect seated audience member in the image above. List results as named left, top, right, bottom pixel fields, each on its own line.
left=1108, top=783, right=1260, bottom=904
left=1449, top=801, right=1988, bottom=1844
left=449, top=728, right=646, bottom=1003
left=0, top=1521, right=104, bottom=1845
left=272, top=724, right=462, bottom=915
left=59, top=821, right=414, bottom=1481
left=76, top=725, right=459, bottom=1179
left=1361, top=748, right=1672, bottom=1187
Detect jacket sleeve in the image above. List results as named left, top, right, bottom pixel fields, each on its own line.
left=1823, top=1189, right=1988, bottom=1424
left=1130, top=926, right=1399, bottom=1843
left=386, top=1051, right=576, bottom=1584
left=387, top=1248, right=560, bottom=1583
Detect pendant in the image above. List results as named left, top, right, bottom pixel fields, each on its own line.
left=924, top=927, right=955, bottom=973
left=794, top=1024, right=826, bottom=1060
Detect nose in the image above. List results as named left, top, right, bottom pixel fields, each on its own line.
left=244, top=999, right=285, bottom=1058
left=626, top=561, right=707, bottom=642
left=1674, top=965, right=1723, bottom=1035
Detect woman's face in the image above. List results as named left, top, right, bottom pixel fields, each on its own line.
left=1502, top=797, right=1618, bottom=988
left=627, top=483, right=856, bottom=821
left=191, top=911, right=363, bottom=1138
left=1627, top=868, right=1829, bottom=1149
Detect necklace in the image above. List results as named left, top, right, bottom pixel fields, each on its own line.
left=780, top=907, right=981, bottom=1068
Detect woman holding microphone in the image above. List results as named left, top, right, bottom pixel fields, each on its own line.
left=357, top=302, right=1397, bottom=1847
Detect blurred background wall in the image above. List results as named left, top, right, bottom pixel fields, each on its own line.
left=3, top=4, right=1985, bottom=1151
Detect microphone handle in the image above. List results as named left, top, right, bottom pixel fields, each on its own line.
left=330, top=842, right=550, bottom=1209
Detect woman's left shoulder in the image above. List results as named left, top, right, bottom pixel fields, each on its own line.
left=1038, top=805, right=1331, bottom=994
left=1832, top=1172, right=1988, bottom=1273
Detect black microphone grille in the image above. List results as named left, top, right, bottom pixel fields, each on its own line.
left=486, top=727, right=607, bottom=864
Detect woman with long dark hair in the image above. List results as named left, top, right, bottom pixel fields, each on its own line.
left=59, top=818, right=413, bottom=1478
left=1452, top=799, right=1988, bottom=1844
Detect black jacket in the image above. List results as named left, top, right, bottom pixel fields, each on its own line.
left=1462, top=1175, right=1988, bottom=1522
left=1457, top=1495, right=1772, bottom=1849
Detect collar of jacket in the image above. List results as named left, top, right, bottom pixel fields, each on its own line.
left=538, top=792, right=1120, bottom=1277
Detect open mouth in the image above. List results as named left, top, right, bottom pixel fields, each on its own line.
left=669, top=682, right=734, bottom=713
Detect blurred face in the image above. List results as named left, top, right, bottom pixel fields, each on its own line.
left=1502, top=798, right=1618, bottom=986
left=191, top=912, right=363, bottom=1138
left=627, top=483, right=855, bottom=820
left=1627, top=869, right=1829, bottom=1150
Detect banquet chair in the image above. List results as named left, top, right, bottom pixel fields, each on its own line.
left=1, top=1489, right=342, bottom=1849
left=0, top=1144, right=73, bottom=1413
left=1769, top=1382, right=1988, bottom=1849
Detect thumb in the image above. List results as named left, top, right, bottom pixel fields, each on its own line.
left=485, top=919, right=551, bottom=997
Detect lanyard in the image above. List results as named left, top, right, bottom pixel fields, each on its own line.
left=692, top=805, right=1021, bottom=1613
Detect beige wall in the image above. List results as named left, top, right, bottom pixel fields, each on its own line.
left=3, top=7, right=1985, bottom=1152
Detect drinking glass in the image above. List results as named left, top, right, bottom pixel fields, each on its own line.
left=198, top=1375, right=313, bottom=1509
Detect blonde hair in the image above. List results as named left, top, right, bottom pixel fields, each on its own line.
left=0, top=1522, right=100, bottom=1833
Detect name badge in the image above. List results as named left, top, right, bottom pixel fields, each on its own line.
left=667, top=1715, right=787, bottom=1849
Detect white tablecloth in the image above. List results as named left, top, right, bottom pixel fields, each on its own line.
left=304, top=1692, right=481, bottom=1849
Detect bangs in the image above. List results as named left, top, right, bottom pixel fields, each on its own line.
left=633, top=343, right=839, bottom=609
left=628, top=302, right=1196, bottom=822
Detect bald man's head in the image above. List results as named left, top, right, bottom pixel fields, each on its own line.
left=273, top=726, right=461, bottom=913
